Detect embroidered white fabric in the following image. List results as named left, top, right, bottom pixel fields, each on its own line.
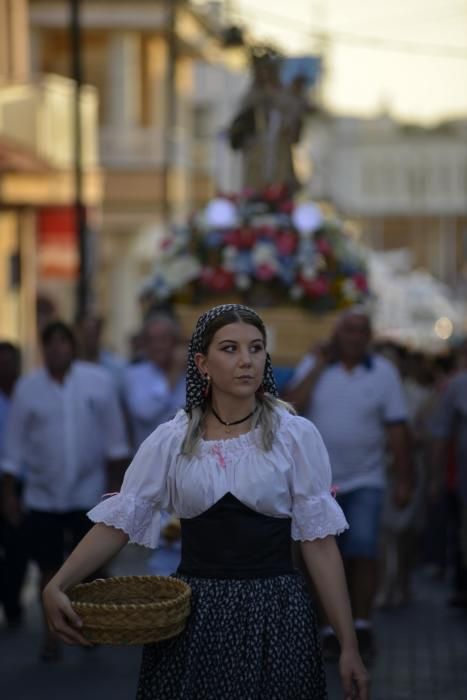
left=87, top=408, right=349, bottom=547
left=88, top=493, right=161, bottom=549
left=291, top=495, right=349, bottom=541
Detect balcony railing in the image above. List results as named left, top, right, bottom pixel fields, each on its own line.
left=0, top=73, right=98, bottom=170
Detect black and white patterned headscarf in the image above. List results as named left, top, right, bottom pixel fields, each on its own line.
left=185, top=304, right=278, bottom=411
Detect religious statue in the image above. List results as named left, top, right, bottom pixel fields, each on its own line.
left=228, top=47, right=313, bottom=193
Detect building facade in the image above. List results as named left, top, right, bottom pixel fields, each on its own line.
left=29, top=0, right=240, bottom=353
left=0, top=0, right=101, bottom=366
left=308, top=115, right=467, bottom=287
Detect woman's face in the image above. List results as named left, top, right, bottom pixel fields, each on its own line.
left=195, top=322, right=266, bottom=401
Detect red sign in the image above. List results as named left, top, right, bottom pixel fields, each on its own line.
left=38, top=207, right=79, bottom=279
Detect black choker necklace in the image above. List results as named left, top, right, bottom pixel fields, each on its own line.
left=211, top=405, right=257, bottom=428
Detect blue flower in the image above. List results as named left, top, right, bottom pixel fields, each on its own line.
left=278, top=266, right=296, bottom=286
left=204, top=231, right=224, bottom=248
left=235, top=251, right=254, bottom=275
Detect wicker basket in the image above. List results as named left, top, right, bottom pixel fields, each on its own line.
left=68, top=575, right=191, bottom=645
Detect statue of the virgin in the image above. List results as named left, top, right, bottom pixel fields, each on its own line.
left=228, top=47, right=312, bottom=193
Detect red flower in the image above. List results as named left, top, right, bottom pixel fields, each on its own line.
left=353, top=273, right=368, bottom=293
left=255, top=263, right=277, bottom=281
left=241, top=187, right=256, bottom=200
left=299, top=275, right=331, bottom=298
left=201, top=267, right=235, bottom=293
left=237, top=227, right=256, bottom=250
left=263, top=183, right=288, bottom=203
left=223, top=229, right=239, bottom=246
left=257, top=226, right=276, bottom=240
left=223, top=227, right=256, bottom=250
left=278, top=199, right=294, bottom=215
left=276, top=231, right=298, bottom=256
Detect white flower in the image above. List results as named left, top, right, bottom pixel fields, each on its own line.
left=151, top=256, right=201, bottom=291
left=342, top=279, right=359, bottom=301
left=204, top=198, right=238, bottom=229
left=250, top=215, right=278, bottom=229
left=253, top=242, right=277, bottom=266
left=236, top=273, right=252, bottom=290
left=292, top=202, right=323, bottom=237
left=222, top=246, right=238, bottom=271
left=290, top=285, right=304, bottom=300
left=301, top=265, right=317, bottom=281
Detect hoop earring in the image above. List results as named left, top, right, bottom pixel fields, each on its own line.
left=203, top=374, right=211, bottom=399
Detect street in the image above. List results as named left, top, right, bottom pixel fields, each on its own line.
left=1, top=544, right=466, bottom=700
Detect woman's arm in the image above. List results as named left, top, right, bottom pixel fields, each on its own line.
left=300, top=536, right=369, bottom=700
left=42, top=523, right=129, bottom=646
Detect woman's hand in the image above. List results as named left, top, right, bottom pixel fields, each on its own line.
left=42, top=583, right=92, bottom=647
left=339, top=646, right=370, bottom=699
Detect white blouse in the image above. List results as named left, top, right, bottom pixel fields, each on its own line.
left=88, top=408, right=348, bottom=549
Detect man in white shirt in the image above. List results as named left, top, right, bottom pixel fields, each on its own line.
left=123, top=313, right=187, bottom=577
left=74, top=312, right=126, bottom=390
left=0, top=342, right=28, bottom=629
left=284, top=308, right=412, bottom=662
left=123, top=313, right=186, bottom=452
left=0, top=321, right=130, bottom=660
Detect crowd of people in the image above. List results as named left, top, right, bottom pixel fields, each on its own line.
left=0, top=310, right=187, bottom=661
left=0, top=303, right=466, bottom=696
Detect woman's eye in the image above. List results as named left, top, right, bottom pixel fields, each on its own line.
left=222, top=345, right=235, bottom=352
left=251, top=345, right=264, bottom=353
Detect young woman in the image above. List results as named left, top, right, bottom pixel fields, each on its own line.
left=43, top=304, right=369, bottom=699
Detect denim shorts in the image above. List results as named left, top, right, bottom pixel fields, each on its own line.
left=336, top=487, right=384, bottom=559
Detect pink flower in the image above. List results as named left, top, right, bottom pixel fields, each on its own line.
left=353, top=273, right=368, bottom=292
left=278, top=199, right=294, bottom=214
left=201, top=267, right=235, bottom=293
left=257, top=226, right=276, bottom=240
left=263, top=183, right=288, bottom=202
left=160, top=237, right=173, bottom=251
left=299, top=275, right=331, bottom=298
left=255, top=263, right=277, bottom=281
left=237, top=227, right=256, bottom=250
left=241, top=187, right=256, bottom=200
left=276, top=231, right=298, bottom=256
left=223, top=227, right=256, bottom=250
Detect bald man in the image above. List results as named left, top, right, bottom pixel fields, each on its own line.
left=123, top=314, right=187, bottom=452
left=284, top=308, right=412, bottom=662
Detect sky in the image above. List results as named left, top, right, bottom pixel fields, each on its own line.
left=229, top=0, right=467, bottom=125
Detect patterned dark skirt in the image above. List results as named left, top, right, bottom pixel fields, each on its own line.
left=136, top=573, right=328, bottom=700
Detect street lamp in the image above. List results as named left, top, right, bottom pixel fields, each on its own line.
left=162, top=0, right=177, bottom=225
left=69, top=0, right=89, bottom=320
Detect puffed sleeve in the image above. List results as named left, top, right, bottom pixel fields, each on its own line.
left=87, top=414, right=184, bottom=548
left=285, top=414, right=349, bottom=541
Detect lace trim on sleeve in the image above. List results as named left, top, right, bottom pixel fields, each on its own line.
left=291, top=492, right=349, bottom=541
left=87, top=493, right=161, bottom=549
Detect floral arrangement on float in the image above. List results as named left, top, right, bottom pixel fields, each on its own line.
left=141, top=185, right=369, bottom=312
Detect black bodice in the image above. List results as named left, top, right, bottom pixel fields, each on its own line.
left=177, top=492, right=295, bottom=579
